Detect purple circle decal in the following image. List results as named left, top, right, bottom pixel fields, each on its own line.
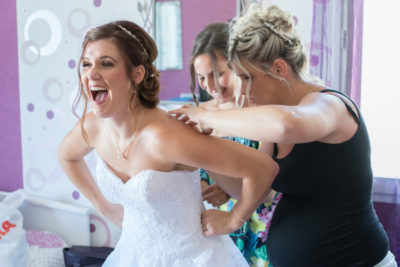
left=68, top=59, right=76, bottom=69
left=89, top=214, right=112, bottom=246
left=27, top=103, right=35, bottom=112
left=90, top=223, right=96, bottom=233
left=72, top=190, right=80, bottom=199
left=94, top=0, right=102, bottom=7
left=310, top=55, right=319, bottom=66
left=46, top=110, right=54, bottom=119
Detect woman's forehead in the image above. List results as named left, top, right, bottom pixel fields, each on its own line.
left=83, top=39, right=120, bottom=58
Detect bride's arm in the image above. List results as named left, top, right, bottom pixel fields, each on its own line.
left=150, top=118, right=279, bottom=236
left=58, top=114, right=123, bottom=227
left=204, top=141, right=276, bottom=200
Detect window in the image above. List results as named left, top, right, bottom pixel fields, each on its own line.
left=361, top=0, right=400, bottom=179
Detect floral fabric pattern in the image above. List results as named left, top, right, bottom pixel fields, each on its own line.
left=201, top=137, right=281, bottom=267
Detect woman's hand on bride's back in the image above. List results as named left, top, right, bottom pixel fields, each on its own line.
left=201, top=209, right=243, bottom=237
left=168, top=104, right=213, bottom=135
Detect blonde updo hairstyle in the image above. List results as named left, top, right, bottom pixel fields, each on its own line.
left=229, top=4, right=316, bottom=97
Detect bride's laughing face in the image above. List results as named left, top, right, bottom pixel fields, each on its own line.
left=80, top=39, right=132, bottom=118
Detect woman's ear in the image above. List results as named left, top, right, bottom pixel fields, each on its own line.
left=131, top=65, right=145, bottom=85
left=272, top=59, right=288, bottom=77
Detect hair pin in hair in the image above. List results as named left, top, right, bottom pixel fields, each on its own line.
left=117, top=25, right=148, bottom=57
left=263, top=21, right=294, bottom=46
left=228, top=37, right=240, bottom=63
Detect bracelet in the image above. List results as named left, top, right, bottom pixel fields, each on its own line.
left=232, top=208, right=246, bottom=223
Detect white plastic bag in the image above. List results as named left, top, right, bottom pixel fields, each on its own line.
left=0, top=190, right=30, bottom=267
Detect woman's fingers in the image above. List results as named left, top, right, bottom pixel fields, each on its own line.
left=202, top=186, right=219, bottom=201
left=168, top=108, right=183, bottom=117
left=179, top=115, right=190, bottom=123
left=201, top=210, right=234, bottom=236
left=169, top=110, right=198, bottom=126
left=202, top=184, right=215, bottom=195
left=201, top=211, right=213, bottom=236
left=202, top=184, right=230, bottom=207
left=186, top=121, right=198, bottom=127
left=168, top=103, right=193, bottom=116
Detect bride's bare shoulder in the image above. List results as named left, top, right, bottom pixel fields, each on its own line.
left=145, top=108, right=194, bottom=134
left=142, top=108, right=204, bottom=147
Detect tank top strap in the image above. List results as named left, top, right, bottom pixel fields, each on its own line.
left=273, top=143, right=278, bottom=157
left=319, top=89, right=360, bottom=125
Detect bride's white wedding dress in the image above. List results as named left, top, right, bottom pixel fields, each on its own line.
left=96, top=158, right=248, bottom=267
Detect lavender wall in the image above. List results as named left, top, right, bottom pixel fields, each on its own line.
left=157, top=0, right=236, bottom=100
left=0, top=0, right=23, bottom=191
left=375, top=201, right=400, bottom=263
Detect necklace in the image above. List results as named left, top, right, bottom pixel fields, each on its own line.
left=108, top=108, right=146, bottom=160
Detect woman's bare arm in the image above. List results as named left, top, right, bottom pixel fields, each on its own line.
left=150, top=118, right=279, bottom=235
left=58, top=114, right=123, bottom=226
left=170, top=92, right=352, bottom=144
left=204, top=141, right=275, bottom=200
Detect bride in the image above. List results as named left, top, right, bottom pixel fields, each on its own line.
left=58, top=20, right=278, bottom=266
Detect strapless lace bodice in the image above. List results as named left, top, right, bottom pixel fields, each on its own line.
left=96, top=158, right=248, bottom=267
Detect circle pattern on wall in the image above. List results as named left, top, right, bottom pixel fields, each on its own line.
left=24, top=9, right=62, bottom=56
left=20, top=40, right=41, bottom=65
left=67, top=9, right=91, bottom=37
left=42, top=77, right=63, bottom=103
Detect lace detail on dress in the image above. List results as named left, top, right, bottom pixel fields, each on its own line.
left=96, top=157, right=249, bottom=267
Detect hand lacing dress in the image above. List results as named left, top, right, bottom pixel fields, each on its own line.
left=96, top=158, right=249, bottom=267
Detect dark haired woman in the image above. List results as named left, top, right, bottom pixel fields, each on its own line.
left=191, top=22, right=281, bottom=266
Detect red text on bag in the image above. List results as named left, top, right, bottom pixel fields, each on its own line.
left=0, top=220, right=17, bottom=240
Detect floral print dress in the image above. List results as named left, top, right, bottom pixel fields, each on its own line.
left=201, top=137, right=281, bottom=267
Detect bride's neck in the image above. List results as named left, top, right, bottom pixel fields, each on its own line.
left=105, top=106, right=146, bottom=140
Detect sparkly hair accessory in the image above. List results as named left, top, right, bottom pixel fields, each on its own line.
left=263, top=20, right=294, bottom=46
left=117, top=25, right=148, bottom=57
left=228, top=37, right=240, bottom=63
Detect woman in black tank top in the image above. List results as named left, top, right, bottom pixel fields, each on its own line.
left=169, top=3, right=395, bottom=267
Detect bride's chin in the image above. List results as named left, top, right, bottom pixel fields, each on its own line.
left=91, top=105, right=108, bottom=118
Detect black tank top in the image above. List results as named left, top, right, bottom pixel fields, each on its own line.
left=267, top=89, right=389, bottom=266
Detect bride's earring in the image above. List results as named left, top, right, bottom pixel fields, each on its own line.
left=131, top=81, right=137, bottom=94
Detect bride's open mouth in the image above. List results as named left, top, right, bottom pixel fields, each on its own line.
left=90, top=86, right=109, bottom=104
